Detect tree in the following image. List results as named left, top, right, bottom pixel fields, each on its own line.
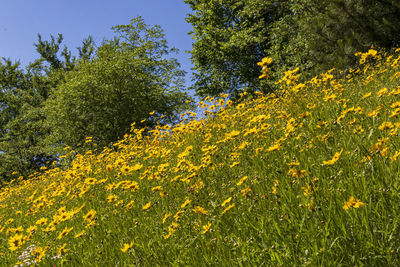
left=0, top=34, right=94, bottom=182
left=44, top=17, right=191, bottom=150
left=185, top=0, right=400, bottom=98
left=276, top=0, right=400, bottom=75
left=0, top=58, right=54, bottom=181
left=184, top=0, right=290, bottom=98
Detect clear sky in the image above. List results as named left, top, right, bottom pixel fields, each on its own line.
left=0, top=0, right=194, bottom=86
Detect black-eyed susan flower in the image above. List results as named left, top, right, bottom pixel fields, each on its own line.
left=8, top=233, right=25, bottom=251
left=323, top=149, right=343, bottom=165
left=121, top=240, right=134, bottom=252
left=222, top=203, right=235, bottom=214
left=343, top=196, right=365, bottom=210
left=202, top=222, right=211, bottom=234
left=83, top=210, right=96, bottom=223
left=193, top=206, right=208, bottom=215
left=142, top=202, right=151, bottom=211
left=57, top=226, right=73, bottom=239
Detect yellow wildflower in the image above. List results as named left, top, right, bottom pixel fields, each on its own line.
left=202, top=222, right=211, bottom=234
left=323, top=149, right=343, bottom=165
left=142, top=202, right=151, bottom=211
left=343, top=196, right=365, bottom=210
left=193, top=206, right=208, bottom=215
left=222, top=203, right=235, bottom=214
left=121, top=241, right=134, bottom=252
left=57, top=226, right=73, bottom=239
left=181, top=199, right=192, bottom=208
left=8, top=233, right=25, bottom=251
left=221, top=197, right=232, bottom=207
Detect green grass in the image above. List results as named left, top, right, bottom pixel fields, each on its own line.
left=1, top=48, right=400, bottom=266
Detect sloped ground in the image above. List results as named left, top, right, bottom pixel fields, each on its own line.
left=1, top=49, right=400, bottom=265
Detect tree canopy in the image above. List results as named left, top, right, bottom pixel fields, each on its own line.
left=0, top=17, right=191, bottom=182
left=0, top=33, right=94, bottom=181
left=184, top=0, right=400, bottom=97
left=184, top=0, right=290, bottom=98
left=44, top=17, right=191, bottom=150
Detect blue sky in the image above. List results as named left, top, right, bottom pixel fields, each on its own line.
left=0, top=0, right=194, bottom=86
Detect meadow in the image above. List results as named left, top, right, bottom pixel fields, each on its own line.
left=1, top=48, right=400, bottom=265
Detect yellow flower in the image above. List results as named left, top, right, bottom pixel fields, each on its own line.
left=121, top=240, right=134, bottom=252
left=221, top=197, right=232, bottom=207
left=222, top=203, right=235, bottom=214
left=271, top=186, right=277, bottom=194
left=377, top=87, right=388, bottom=97
left=390, top=108, right=400, bottom=118
left=131, top=163, right=143, bottom=171
left=287, top=168, right=307, bottom=178
left=391, top=102, right=400, bottom=109
left=257, top=57, right=273, bottom=66
left=378, top=121, right=394, bottom=131
left=164, top=226, right=176, bottom=239
left=107, top=195, right=118, bottom=203
left=152, top=186, right=162, bottom=192
left=74, top=230, right=86, bottom=238
left=391, top=151, right=400, bottom=161
left=241, top=186, right=252, bottom=196
left=323, top=149, right=343, bottom=165
left=230, top=161, right=240, bottom=168
left=174, top=210, right=184, bottom=221
left=343, top=196, right=365, bottom=210
left=162, top=213, right=172, bottom=223
left=301, top=183, right=312, bottom=197
left=84, top=178, right=97, bottom=185
left=142, top=202, right=151, bottom=211
left=31, top=246, right=48, bottom=262
left=361, top=92, right=372, bottom=99
left=8, top=233, right=25, bottom=251
left=237, top=176, right=248, bottom=186
left=265, top=142, right=282, bottom=152
left=181, top=199, right=192, bottom=208
left=106, top=164, right=113, bottom=171
left=125, top=200, right=135, bottom=210
left=202, top=222, right=211, bottom=234
left=225, top=130, right=240, bottom=139
left=57, top=243, right=68, bottom=255
left=57, top=226, right=73, bottom=239
left=193, top=206, right=208, bottom=215
left=83, top=210, right=96, bottom=223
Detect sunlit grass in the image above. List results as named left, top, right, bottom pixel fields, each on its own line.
left=1, top=48, right=400, bottom=265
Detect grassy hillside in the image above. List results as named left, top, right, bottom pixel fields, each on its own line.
left=1, top=48, right=400, bottom=266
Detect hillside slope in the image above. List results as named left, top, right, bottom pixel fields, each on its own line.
left=1, top=49, right=400, bottom=266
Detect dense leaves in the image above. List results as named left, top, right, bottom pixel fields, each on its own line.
left=271, top=0, right=400, bottom=76
left=0, top=59, right=54, bottom=181
left=185, top=0, right=400, bottom=97
left=184, top=0, right=290, bottom=98
left=44, top=17, right=191, bottom=150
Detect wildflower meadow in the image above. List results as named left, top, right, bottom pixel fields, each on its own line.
left=1, top=48, right=400, bottom=265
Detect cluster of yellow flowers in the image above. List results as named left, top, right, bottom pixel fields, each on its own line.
left=1, top=47, right=400, bottom=264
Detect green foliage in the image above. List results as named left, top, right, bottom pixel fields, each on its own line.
left=271, top=0, right=400, bottom=77
left=0, top=59, right=53, bottom=181
left=44, top=17, right=191, bottom=151
left=184, top=0, right=289, bottom=98
left=2, top=50, right=400, bottom=265
left=185, top=0, right=400, bottom=97
left=0, top=34, right=95, bottom=181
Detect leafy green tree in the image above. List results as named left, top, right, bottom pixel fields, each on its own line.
left=271, top=0, right=400, bottom=77
left=185, top=0, right=400, bottom=98
left=184, top=0, right=290, bottom=98
left=0, top=59, right=53, bottom=181
left=44, top=17, right=191, bottom=151
left=0, top=34, right=94, bottom=182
